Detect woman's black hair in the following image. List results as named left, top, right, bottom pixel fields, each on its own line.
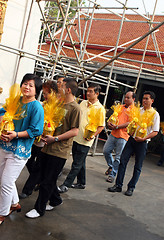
left=20, top=73, right=42, bottom=99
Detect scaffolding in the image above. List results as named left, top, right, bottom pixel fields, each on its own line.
left=0, top=0, right=164, bottom=154
left=35, top=0, right=164, bottom=89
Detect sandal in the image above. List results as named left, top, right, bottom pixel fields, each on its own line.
left=105, top=167, right=112, bottom=175
left=0, top=216, right=5, bottom=225
left=9, top=203, right=21, bottom=215
left=106, top=176, right=114, bottom=183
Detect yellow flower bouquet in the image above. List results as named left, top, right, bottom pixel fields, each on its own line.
left=135, top=122, right=147, bottom=138
left=0, top=84, right=25, bottom=136
left=135, top=108, right=156, bottom=138
left=42, top=92, right=65, bottom=137
left=127, top=103, right=140, bottom=136
left=84, top=106, right=102, bottom=140
left=127, top=117, right=139, bottom=136
left=107, top=103, right=123, bottom=126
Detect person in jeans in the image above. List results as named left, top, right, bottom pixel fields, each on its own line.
left=58, top=83, right=105, bottom=193
left=108, top=91, right=160, bottom=196
left=103, top=91, right=136, bottom=183
left=25, top=78, right=81, bottom=218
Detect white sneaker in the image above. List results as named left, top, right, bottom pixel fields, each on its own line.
left=25, top=209, right=40, bottom=218
left=46, top=204, right=54, bottom=211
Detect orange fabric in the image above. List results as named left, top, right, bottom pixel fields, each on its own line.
left=111, top=105, right=130, bottom=141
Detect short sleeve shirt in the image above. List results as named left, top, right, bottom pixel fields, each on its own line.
left=42, top=100, right=81, bottom=159
left=111, top=105, right=130, bottom=141
left=74, top=100, right=106, bottom=147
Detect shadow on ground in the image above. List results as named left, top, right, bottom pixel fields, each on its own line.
left=1, top=198, right=163, bottom=240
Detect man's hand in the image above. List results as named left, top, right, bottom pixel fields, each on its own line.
left=108, top=122, right=116, bottom=130
left=84, top=135, right=95, bottom=141
left=41, top=135, right=55, bottom=145
left=134, top=136, right=146, bottom=142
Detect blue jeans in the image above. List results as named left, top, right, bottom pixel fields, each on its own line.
left=116, top=136, right=147, bottom=190
left=64, top=141, right=90, bottom=187
left=103, top=134, right=127, bottom=178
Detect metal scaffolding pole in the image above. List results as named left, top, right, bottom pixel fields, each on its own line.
left=134, top=0, right=160, bottom=92
left=50, top=0, right=72, bottom=78
left=103, top=0, right=128, bottom=106
left=92, top=0, right=128, bottom=156
left=13, top=0, right=34, bottom=83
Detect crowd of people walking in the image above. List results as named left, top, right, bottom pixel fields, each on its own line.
left=0, top=73, right=161, bottom=225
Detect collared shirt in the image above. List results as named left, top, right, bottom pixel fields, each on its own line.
left=133, top=107, right=160, bottom=141
left=42, top=100, right=81, bottom=159
left=74, top=100, right=106, bottom=147
left=0, top=100, right=44, bottom=159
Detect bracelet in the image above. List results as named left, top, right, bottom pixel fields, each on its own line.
left=16, top=132, right=19, bottom=139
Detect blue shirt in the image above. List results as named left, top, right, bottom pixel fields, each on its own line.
left=0, top=100, right=44, bottom=160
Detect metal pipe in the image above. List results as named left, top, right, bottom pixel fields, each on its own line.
left=91, top=0, right=129, bottom=156
left=44, top=6, right=138, bottom=10
left=81, top=0, right=96, bottom=61
left=79, top=1, right=90, bottom=60
left=56, top=0, right=80, bottom=63
left=78, top=18, right=161, bottom=24
left=103, top=0, right=128, bottom=106
left=51, top=0, right=72, bottom=79
left=104, top=55, right=164, bottom=70
left=13, top=0, right=34, bottom=83
left=134, top=1, right=158, bottom=92
left=37, top=1, right=58, bottom=53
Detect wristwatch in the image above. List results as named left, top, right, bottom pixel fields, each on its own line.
left=115, top=126, right=119, bottom=129
left=54, top=137, right=59, bottom=142
left=15, top=132, right=19, bottom=139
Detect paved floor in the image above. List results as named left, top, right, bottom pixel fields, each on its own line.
left=1, top=146, right=164, bottom=240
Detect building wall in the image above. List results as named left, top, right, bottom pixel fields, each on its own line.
left=0, top=0, right=44, bottom=104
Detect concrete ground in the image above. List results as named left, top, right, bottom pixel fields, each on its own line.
left=1, top=144, right=164, bottom=240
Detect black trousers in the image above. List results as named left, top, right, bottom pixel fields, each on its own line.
left=34, top=152, right=66, bottom=216
left=22, top=144, right=42, bottom=195
left=64, top=141, right=90, bottom=187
